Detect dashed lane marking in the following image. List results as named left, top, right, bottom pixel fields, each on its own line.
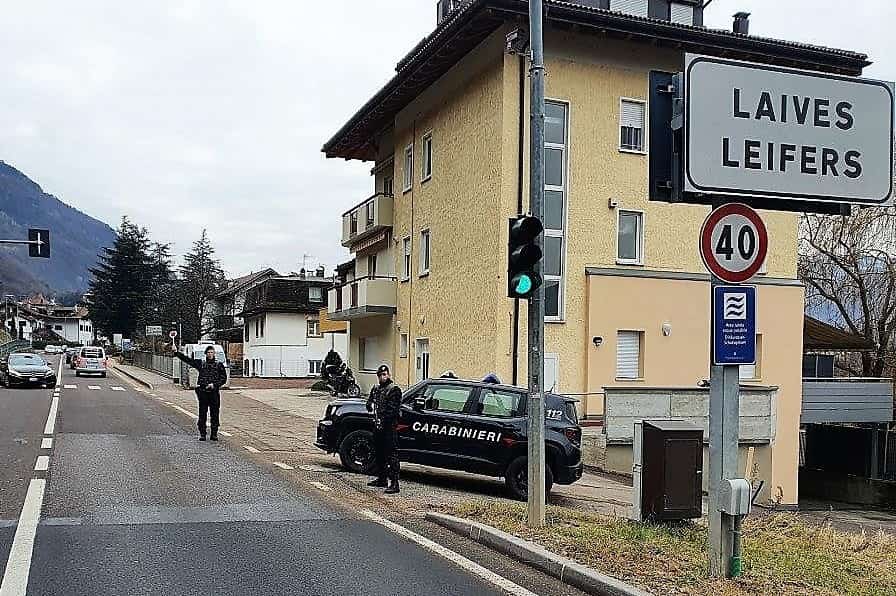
left=359, top=509, right=538, bottom=596
left=273, top=462, right=294, bottom=470
left=33, top=457, right=49, bottom=472
left=309, top=481, right=332, bottom=492
left=243, top=446, right=260, bottom=453
left=0, top=479, right=47, bottom=596
left=43, top=397, right=59, bottom=435
left=218, top=431, right=232, bottom=437
left=40, top=438, right=53, bottom=449
left=111, top=386, right=126, bottom=391
left=299, top=464, right=332, bottom=473
left=87, top=386, right=101, bottom=390
left=63, top=385, right=76, bottom=389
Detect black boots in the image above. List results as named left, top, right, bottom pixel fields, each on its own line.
left=384, top=479, right=400, bottom=494
left=210, top=433, right=218, bottom=441
left=199, top=435, right=206, bottom=441
left=367, top=477, right=387, bottom=487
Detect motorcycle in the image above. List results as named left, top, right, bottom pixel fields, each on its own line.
left=323, top=363, right=361, bottom=397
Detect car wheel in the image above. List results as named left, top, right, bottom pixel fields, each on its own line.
left=346, top=383, right=361, bottom=398
left=338, top=429, right=376, bottom=474
left=504, top=456, right=554, bottom=501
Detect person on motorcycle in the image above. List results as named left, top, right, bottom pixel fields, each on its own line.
left=366, top=364, right=402, bottom=494
left=322, top=349, right=343, bottom=381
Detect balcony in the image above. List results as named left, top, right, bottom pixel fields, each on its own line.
left=328, top=276, right=397, bottom=320
left=341, top=193, right=393, bottom=248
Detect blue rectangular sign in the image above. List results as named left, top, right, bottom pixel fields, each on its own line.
left=713, top=285, right=756, bottom=366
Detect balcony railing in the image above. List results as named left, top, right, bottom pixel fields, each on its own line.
left=328, top=275, right=397, bottom=320
left=342, top=193, right=393, bottom=248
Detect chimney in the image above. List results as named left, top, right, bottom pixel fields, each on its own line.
left=733, top=12, right=750, bottom=35
left=299, top=268, right=306, bottom=278
left=316, top=266, right=325, bottom=278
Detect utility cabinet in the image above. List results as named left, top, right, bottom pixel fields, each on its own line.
left=632, top=420, right=703, bottom=522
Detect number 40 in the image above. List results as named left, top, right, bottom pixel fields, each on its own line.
left=716, top=224, right=756, bottom=261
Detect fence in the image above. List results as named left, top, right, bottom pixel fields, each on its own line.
left=132, top=350, right=176, bottom=378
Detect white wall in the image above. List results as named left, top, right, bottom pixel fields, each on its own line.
left=243, top=312, right=347, bottom=377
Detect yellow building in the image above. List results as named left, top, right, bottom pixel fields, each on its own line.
left=323, top=1, right=869, bottom=506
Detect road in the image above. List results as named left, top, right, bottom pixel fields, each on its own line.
left=0, top=355, right=586, bottom=596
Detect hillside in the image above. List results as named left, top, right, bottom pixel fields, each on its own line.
left=0, top=162, right=115, bottom=296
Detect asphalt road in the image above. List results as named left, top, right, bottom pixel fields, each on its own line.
left=0, top=355, right=584, bottom=596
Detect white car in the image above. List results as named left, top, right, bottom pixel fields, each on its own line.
left=44, top=345, right=61, bottom=355
left=74, top=346, right=108, bottom=377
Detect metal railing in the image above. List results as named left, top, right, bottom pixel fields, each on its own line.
left=132, top=350, right=176, bottom=378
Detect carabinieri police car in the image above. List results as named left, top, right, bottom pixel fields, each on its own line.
left=315, top=377, right=583, bottom=500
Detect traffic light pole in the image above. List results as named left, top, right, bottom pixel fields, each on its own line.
left=527, top=0, right=546, bottom=528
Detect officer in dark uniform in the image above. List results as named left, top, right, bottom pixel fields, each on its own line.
left=173, top=346, right=228, bottom=441
left=366, top=364, right=402, bottom=494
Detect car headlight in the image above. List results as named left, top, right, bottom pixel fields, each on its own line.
left=44, top=370, right=54, bottom=376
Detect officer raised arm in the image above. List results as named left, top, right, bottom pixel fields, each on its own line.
left=172, top=345, right=227, bottom=442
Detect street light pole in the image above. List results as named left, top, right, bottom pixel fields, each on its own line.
left=527, top=0, right=547, bottom=528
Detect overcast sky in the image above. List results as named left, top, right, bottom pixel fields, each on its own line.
left=0, top=1, right=892, bottom=277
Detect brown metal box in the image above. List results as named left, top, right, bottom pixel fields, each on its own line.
left=642, top=420, right=703, bottom=521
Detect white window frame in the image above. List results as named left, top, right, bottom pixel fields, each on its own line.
left=545, top=98, right=570, bottom=323
left=616, top=209, right=644, bottom=265
left=383, top=175, right=394, bottom=196
left=307, top=319, right=321, bottom=338
left=403, top=144, right=414, bottom=192
left=419, top=228, right=431, bottom=277
left=609, top=0, right=649, bottom=18
left=740, top=334, right=762, bottom=381
left=309, top=286, right=323, bottom=303
left=421, top=132, right=433, bottom=182
left=401, top=236, right=411, bottom=282
left=309, top=360, right=323, bottom=375
left=399, top=333, right=409, bottom=358
left=618, top=97, right=647, bottom=155
left=415, top=337, right=430, bottom=381
left=615, top=330, right=644, bottom=381
left=670, top=1, right=695, bottom=25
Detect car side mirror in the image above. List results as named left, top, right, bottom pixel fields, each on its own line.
left=413, top=397, right=426, bottom=411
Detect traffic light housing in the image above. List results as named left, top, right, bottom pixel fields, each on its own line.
left=507, top=215, right=543, bottom=299
left=28, top=228, right=50, bottom=258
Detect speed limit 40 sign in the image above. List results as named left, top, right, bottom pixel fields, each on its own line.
left=700, top=203, right=768, bottom=284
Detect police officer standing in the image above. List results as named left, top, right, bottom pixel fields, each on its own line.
left=366, top=364, right=402, bottom=494
left=172, top=345, right=228, bottom=441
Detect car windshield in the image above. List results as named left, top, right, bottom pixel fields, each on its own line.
left=9, top=355, right=46, bottom=367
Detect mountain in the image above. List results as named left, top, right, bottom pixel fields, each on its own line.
left=0, top=162, right=116, bottom=296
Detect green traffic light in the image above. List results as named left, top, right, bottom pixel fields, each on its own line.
left=513, top=275, right=533, bottom=296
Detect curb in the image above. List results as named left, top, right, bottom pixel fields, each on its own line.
left=111, top=365, right=155, bottom=391
left=424, top=512, right=650, bottom=596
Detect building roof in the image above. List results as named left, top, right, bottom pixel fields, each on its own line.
left=804, top=316, right=875, bottom=352
left=215, top=268, right=279, bottom=299
left=239, top=277, right=332, bottom=318
left=323, top=0, right=870, bottom=161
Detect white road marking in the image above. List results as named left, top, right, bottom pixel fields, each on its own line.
left=359, top=509, right=538, bottom=596
left=55, top=358, right=63, bottom=388
left=243, top=445, right=260, bottom=453
left=63, top=385, right=76, bottom=390
left=87, top=386, right=101, bottom=390
left=309, top=481, right=332, bottom=492
left=111, top=386, right=125, bottom=391
left=33, top=457, right=49, bottom=472
left=299, top=464, right=332, bottom=473
left=43, top=397, right=59, bottom=435
left=170, top=404, right=199, bottom=420
left=273, top=462, right=294, bottom=470
left=40, top=438, right=53, bottom=449
left=218, top=431, right=232, bottom=437
left=0, top=479, right=47, bottom=596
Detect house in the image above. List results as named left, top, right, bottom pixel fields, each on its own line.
left=240, top=272, right=348, bottom=377
left=204, top=268, right=279, bottom=367
left=10, top=300, right=94, bottom=345
left=323, top=0, right=871, bottom=506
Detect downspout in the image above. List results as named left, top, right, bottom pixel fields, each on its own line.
left=512, top=54, right=525, bottom=386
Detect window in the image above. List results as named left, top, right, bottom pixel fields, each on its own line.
left=349, top=211, right=358, bottom=236
left=260, top=315, right=265, bottom=338
left=307, top=319, right=321, bottom=337
left=423, top=385, right=470, bottom=413
left=419, top=229, right=431, bottom=276
left=399, top=333, right=409, bottom=358
left=244, top=360, right=249, bottom=376
left=421, top=132, right=433, bottom=181
left=54, top=324, right=63, bottom=331
left=740, top=335, right=762, bottom=380
left=244, top=323, right=250, bottom=341
left=401, top=237, right=411, bottom=281
left=403, top=144, right=414, bottom=192
left=609, top=0, right=648, bottom=18
left=365, top=200, right=375, bottom=227
left=670, top=2, right=694, bottom=25
left=619, top=98, right=646, bottom=153
left=544, top=100, right=568, bottom=320
left=309, top=286, right=323, bottom=302
left=367, top=253, right=377, bottom=277
left=383, top=176, right=394, bottom=196
left=616, top=331, right=643, bottom=380
left=803, top=354, right=835, bottom=378
left=309, top=360, right=323, bottom=375
left=415, top=338, right=430, bottom=381
left=477, top=388, right=524, bottom=418
left=617, top=210, right=643, bottom=264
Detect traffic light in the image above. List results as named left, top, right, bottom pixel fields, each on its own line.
left=28, top=228, right=50, bottom=258
left=507, top=215, right=544, bottom=299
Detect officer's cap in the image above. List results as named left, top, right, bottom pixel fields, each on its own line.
left=376, top=364, right=390, bottom=375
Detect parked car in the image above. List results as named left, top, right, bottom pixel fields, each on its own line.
left=0, top=353, right=57, bottom=388
left=74, top=346, right=107, bottom=377
left=315, top=378, right=583, bottom=500
left=44, top=345, right=61, bottom=355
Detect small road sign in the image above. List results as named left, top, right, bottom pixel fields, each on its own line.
left=146, top=325, right=163, bottom=336
left=713, top=285, right=756, bottom=366
left=169, top=330, right=178, bottom=339
left=700, top=203, right=768, bottom=284
left=28, top=229, right=50, bottom=258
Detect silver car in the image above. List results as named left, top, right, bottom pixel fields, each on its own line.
left=74, top=346, right=107, bottom=377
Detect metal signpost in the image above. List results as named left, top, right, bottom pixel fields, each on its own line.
left=526, top=0, right=547, bottom=528
left=699, top=203, right=767, bottom=577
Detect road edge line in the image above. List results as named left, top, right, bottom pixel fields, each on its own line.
left=425, top=512, right=650, bottom=596
left=109, top=364, right=154, bottom=391
left=359, top=509, right=538, bottom=596
left=0, top=479, right=47, bottom=596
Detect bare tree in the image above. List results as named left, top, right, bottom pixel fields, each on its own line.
left=799, top=208, right=896, bottom=377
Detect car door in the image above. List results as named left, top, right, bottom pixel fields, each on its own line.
left=401, top=383, right=476, bottom=469
left=462, top=386, right=527, bottom=472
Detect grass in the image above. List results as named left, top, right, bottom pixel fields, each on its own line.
left=448, top=501, right=896, bottom=595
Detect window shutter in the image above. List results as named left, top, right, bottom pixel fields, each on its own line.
left=609, top=0, right=649, bottom=18
left=616, top=331, right=640, bottom=379
left=670, top=2, right=694, bottom=25
left=620, top=100, right=645, bottom=129
left=739, top=362, right=756, bottom=380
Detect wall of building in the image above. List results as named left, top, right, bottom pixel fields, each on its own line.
left=348, top=315, right=395, bottom=392
left=243, top=312, right=346, bottom=377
